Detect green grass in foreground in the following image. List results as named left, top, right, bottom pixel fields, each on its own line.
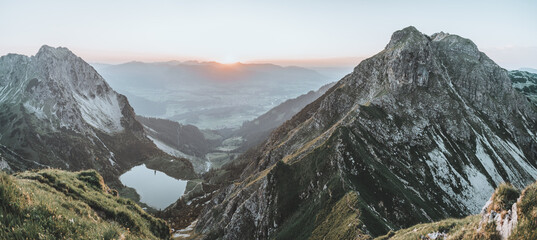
left=0, top=169, right=170, bottom=239
left=374, top=215, right=480, bottom=240
left=375, top=181, right=537, bottom=240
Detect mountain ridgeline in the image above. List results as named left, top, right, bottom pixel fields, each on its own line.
left=136, top=116, right=211, bottom=159
left=191, top=27, right=537, bottom=239
left=0, top=46, right=196, bottom=184
left=93, top=61, right=333, bottom=129
left=234, top=82, right=336, bottom=151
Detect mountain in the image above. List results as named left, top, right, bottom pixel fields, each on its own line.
left=92, top=61, right=335, bottom=129
left=136, top=116, right=211, bottom=158
left=0, top=169, right=170, bottom=239
left=509, top=70, right=537, bottom=105
left=135, top=115, right=218, bottom=173
left=0, top=46, right=196, bottom=183
left=189, top=27, right=537, bottom=239
left=518, top=68, right=537, bottom=74
left=234, top=82, right=336, bottom=151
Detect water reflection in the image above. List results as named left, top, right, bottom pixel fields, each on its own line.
left=120, top=164, right=187, bottom=209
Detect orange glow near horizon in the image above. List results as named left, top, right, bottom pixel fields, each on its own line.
left=0, top=45, right=376, bottom=68
left=80, top=50, right=365, bottom=68
left=1, top=1, right=536, bottom=70
left=1, top=45, right=367, bottom=68
left=216, top=55, right=240, bottom=65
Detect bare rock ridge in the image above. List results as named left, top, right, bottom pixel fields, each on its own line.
left=0, top=45, right=196, bottom=183
left=193, top=26, right=537, bottom=239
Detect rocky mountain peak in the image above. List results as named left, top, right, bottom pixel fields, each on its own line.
left=35, top=45, right=79, bottom=62
left=384, top=27, right=480, bottom=60
left=351, top=26, right=531, bottom=125
left=431, top=31, right=449, bottom=41
left=0, top=46, right=196, bottom=182
left=385, top=26, right=429, bottom=50
left=3, top=46, right=122, bottom=134
left=433, top=34, right=481, bottom=60
left=430, top=31, right=481, bottom=59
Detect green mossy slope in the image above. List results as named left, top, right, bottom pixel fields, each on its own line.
left=375, top=181, right=537, bottom=240
left=0, top=169, right=170, bottom=239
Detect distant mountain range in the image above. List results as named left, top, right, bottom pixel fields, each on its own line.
left=518, top=67, right=537, bottom=74
left=92, top=61, right=338, bottom=129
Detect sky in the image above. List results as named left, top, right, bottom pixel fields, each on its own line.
left=0, top=0, right=536, bottom=69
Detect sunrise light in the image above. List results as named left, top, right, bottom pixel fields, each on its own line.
left=217, top=55, right=240, bottom=64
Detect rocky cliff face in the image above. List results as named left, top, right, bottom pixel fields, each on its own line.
left=0, top=46, right=195, bottom=183
left=193, top=27, right=537, bottom=239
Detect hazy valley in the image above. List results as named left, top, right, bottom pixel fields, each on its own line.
left=92, top=61, right=341, bottom=129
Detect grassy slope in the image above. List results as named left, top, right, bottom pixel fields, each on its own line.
left=0, top=169, right=170, bottom=239
left=310, top=192, right=370, bottom=240
left=375, top=182, right=537, bottom=240
left=374, top=216, right=480, bottom=240
left=509, top=181, right=537, bottom=240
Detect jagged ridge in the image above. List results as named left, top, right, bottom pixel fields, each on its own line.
left=192, top=27, right=537, bottom=239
